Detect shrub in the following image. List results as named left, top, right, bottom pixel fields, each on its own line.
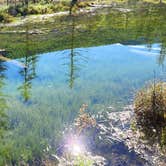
left=77, top=1, right=91, bottom=8
left=0, top=5, right=8, bottom=14
left=0, top=13, right=14, bottom=23
left=134, top=82, right=166, bottom=149
left=28, top=4, right=53, bottom=15
left=134, top=81, right=166, bottom=125
left=8, top=5, right=27, bottom=16
left=74, top=104, right=96, bottom=135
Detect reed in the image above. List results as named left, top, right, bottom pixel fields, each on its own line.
left=134, top=81, right=166, bottom=126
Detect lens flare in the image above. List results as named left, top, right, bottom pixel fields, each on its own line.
left=65, top=135, right=86, bottom=156
left=72, top=142, right=82, bottom=155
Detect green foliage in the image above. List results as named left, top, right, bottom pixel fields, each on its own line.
left=28, top=4, right=53, bottom=14
left=8, top=134, right=48, bottom=165
left=7, top=110, right=53, bottom=164
left=0, top=12, right=14, bottom=23
left=0, top=1, right=70, bottom=20
left=27, top=3, right=69, bottom=14
left=77, top=1, right=91, bottom=8
left=0, top=140, right=12, bottom=166
left=0, top=5, right=8, bottom=13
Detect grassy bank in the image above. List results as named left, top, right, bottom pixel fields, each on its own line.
left=0, top=0, right=95, bottom=23
left=0, top=0, right=166, bottom=23
left=0, top=4, right=166, bottom=59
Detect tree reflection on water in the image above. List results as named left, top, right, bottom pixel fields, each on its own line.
left=63, top=15, right=88, bottom=89
left=18, top=19, right=38, bottom=104
left=0, top=60, right=7, bottom=134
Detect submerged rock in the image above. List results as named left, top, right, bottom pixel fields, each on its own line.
left=92, top=107, right=166, bottom=166
left=57, top=106, right=166, bottom=166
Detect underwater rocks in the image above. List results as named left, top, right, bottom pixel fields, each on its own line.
left=92, top=106, right=166, bottom=166
left=55, top=106, right=166, bottom=166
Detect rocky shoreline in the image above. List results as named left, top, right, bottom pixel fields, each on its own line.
left=53, top=106, right=166, bottom=166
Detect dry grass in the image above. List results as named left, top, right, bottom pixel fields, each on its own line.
left=74, top=104, right=96, bottom=135
left=134, top=82, right=166, bottom=149
left=134, top=82, right=166, bottom=125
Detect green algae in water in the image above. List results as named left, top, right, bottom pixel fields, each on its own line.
left=0, top=5, right=166, bottom=164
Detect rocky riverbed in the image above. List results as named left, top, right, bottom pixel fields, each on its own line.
left=52, top=106, right=166, bottom=166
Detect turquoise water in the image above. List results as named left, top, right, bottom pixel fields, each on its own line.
left=3, top=43, right=165, bottom=115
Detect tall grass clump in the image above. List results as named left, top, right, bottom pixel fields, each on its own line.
left=134, top=81, right=166, bottom=126
left=0, top=12, right=14, bottom=23
left=134, top=81, right=166, bottom=148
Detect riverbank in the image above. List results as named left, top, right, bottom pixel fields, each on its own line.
left=0, top=4, right=114, bottom=28
left=0, top=0, right=115, bottom=24
left=0, top=0, right=166, bottom=28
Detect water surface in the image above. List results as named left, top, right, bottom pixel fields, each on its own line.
left=0, top=4, right=166, bottom=164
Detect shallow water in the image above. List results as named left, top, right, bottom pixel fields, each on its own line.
left=0, top=4, right=166, bottom=164
left=3, top=43, right=166, bottom=110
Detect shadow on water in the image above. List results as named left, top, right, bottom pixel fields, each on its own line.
left=140, top=123, right=166, bottom=151
left=95, top=142, right=147, bottom=166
